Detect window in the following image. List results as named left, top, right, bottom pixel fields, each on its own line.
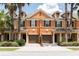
left=56, top=21, right=62, bottom=27
left=44, top=20, right=51, bottom=27
left=67, top=21, right=70, bottom=27
left=72, top=21, right=74, bottom=27
left=67, top=21, right=74, bottom=27
left=20, top=21, right=25, bottom=27
left=30, top=20, right=37, bottom=27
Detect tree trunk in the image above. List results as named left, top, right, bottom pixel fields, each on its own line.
left=18, top=6, right=22, bottom=40
left=65, top=3, right=67, bottom=20
left=65, top=3, right=68, bottom=30
left=10, top=12, right=14, bottom=41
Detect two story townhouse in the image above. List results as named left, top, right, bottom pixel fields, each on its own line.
left=1, top=9, right=79, bottom=45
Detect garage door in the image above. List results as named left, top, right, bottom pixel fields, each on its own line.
left=42, top=35, right=52, bottom=43
left=29, top=35, right=39, bottom=43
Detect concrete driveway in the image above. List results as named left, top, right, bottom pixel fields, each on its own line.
left=16, top=43, right=70, bottom=52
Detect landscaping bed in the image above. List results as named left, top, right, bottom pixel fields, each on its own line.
left=58, top=41, right=79, bottom=46
left=68, top=48, right=79, bottom=51
left=0, top=39, right=26, bottom=47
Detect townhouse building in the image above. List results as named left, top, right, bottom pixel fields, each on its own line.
left=1, top=9, right=79, bottom=44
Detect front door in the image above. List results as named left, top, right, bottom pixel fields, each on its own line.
left=55, top=34, right=60, bottom=43
left=22, top=34, right=26, bottom=42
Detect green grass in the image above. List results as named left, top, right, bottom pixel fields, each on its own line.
left=0, top=48, right=18, bottom=51
left=68, top=48, right=79, bottom=51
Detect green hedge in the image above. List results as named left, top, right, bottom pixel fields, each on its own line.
left=0, top=39, right=26, bottom=47
left=16, top=39, right=25, bottom=46
left=0, top=41, right=19, bottom=47
left=58, top=41, right=79, bottom=46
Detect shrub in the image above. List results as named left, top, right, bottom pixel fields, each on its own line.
left=58, top=41, right=79, bottom=46
left=11, top=42, right=19, bottom=47
left=16, top=39, right=25, bottom=46
left=0, top=41, right=19, bottom=47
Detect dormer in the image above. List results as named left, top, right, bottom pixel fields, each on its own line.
left=52, top=11, right=61, bottom=19
left=61, top=12, right=76, bottom=21
left=61, top=12, right=70, bottom=19
left=19, top=11, right=27, bottom=20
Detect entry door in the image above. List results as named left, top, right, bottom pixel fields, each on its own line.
left=55, top=34, right=59, bottom=43
left=22, top=34, right=26, bottom=41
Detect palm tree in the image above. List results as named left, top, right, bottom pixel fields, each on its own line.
left=69, top=3, right=79, bottom=30
left=0, top=11, right=11, bottom=41
left=0, top=11, right=5, bottom=41
left=70, top=3, right=74, bottom=30
left=16, top=3, right=30, bottom=40
left=4, top=3, right=17, bottom=40
left=16, top=3, right=25, bottom=40
left=64, top=3, right=68, bottom=30
left=64, top=3, right=68, bottom=43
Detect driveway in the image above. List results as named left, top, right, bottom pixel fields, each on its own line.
left=16, top=43, right=70, bottom=51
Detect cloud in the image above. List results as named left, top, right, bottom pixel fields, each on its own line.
left=37, top=3, right=62, bottom=14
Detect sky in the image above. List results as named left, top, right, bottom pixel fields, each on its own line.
left=0, top=3, right=71, bottom=15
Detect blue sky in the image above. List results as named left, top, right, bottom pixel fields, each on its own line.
left=0, top=3, right=70, bottom=14
left=22, top=3, right=66, bottom=14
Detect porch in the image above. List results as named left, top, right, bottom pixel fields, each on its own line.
left=0, top=32, right=78, bottom=45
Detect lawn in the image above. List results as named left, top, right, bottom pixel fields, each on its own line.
left=68, top=48, right=79, bottom=51
left=0, top=48, right=18, bottom=51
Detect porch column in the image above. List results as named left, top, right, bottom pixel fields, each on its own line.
left=26, top=32, right=29, bottom=44
left=52, top=33, right=55, bottom=44
left=77, top=33, right=79, bottom=42
left=59, top=33, right=62, bottom=42
left=18, top=33, right=21, bottom=40
left=65, top=33, right=68, bottom=43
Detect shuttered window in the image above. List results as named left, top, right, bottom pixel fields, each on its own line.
left=55, top=21, right=62, bottom=27
left=20, top=21, right=25, bottom=27
left=44, top=20, right=51, bottom=27
left=30, top=20, right=37, bottom=27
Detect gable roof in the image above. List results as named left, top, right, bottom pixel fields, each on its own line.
left=27, top=9, right=53, bottom=18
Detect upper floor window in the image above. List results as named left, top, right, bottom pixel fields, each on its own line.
left=72, top=21, right=74, bottom=27
left=55, top=21, right=62, bottom=27
left=67, top=21, right=70, bottom=27
left=67, top=21, right=74, bottom=27
left=44, top=20, right=51, bottom=27
left=30, top=20, right=37, bottom=27
left=20, top=20, right=25, bottom=27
